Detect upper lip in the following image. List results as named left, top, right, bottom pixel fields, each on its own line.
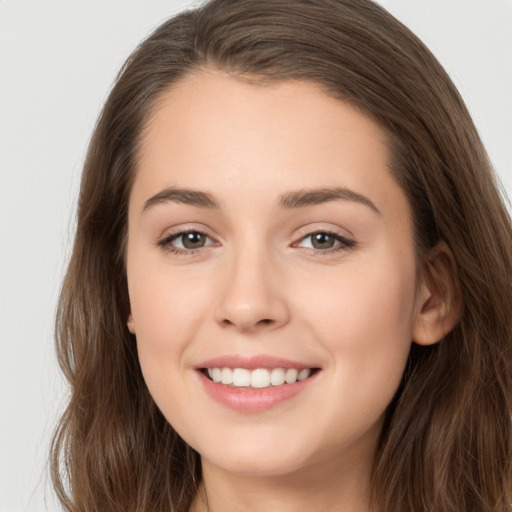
left=196, top=354, right=320, bottom=370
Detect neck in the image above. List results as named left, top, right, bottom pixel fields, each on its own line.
left=190, top=453, right=373, bottom=512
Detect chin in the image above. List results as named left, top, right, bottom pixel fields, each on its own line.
left=201, top=449, right=312, bottom=478
left=183, top=426, right=314, bottom=477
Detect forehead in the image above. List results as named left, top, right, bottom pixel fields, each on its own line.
left=132, top=69, right=409, bottom=223
left=139, top=69, right=388, bottom=162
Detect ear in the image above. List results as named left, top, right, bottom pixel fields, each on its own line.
left=412, top=241, right=462, bottom=346
left=127, top=313, right=136, bottom=334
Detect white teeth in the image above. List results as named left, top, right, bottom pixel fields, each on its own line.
left=205, top=367, right=314, bottom=388
left=221, top=367, right=233, bottom=385
left=297, top=368, right=311, bottom=381
left=251, top=368, right=271, bottom=388
left=270, top=368, right=285, bottom=385
left=232, top=368, right=251, bottom=387
left=211, top=368, right=222, bottom=383
left=285, top=368, right=298, bottom=384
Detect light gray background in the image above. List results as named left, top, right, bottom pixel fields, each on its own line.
left=1, top=1, right=511, bottom=510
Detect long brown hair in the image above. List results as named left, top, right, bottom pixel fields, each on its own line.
left=50, top=1, right=512, bottom=510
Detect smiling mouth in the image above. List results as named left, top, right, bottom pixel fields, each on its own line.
left=202, top=367, right=320, bottom=388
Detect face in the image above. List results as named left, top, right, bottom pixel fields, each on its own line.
left=126, top=70, right=424, bottom=480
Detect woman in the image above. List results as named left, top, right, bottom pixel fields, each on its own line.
left=50, top=0, right=512, bottom=510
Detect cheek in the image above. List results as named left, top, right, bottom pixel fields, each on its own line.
left=302, top=260, right=416, bottom=334
left=127, top=259, right=214, bottom=399
left=129, top=262, right=210, bottom=341
left=128, top=272, right=212, bottom=433
left=297, top=253, right=417, bottom=400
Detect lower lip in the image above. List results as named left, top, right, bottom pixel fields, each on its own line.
left=198, top=370, right=318, bottom=413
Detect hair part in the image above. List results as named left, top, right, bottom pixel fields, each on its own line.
left=51, top=1, right=512, bottom=511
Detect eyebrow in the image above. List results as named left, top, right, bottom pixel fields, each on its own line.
left=142, top=186, right=380, bottom=215
left=279, top=187, right=381, bottom=215
left=143, top=187, right=221, bottom=211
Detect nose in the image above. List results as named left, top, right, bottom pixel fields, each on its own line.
left=214, top=247, right=290, bottom=333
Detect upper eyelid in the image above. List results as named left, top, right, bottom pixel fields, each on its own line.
left=158, top=232, right=217, bottom=250
left=293, top=222, right=354, bottom=240
left=291, top=224, right=354, bottom=246
left=158, top=227, right=350, bottom=240
left=156, top=230, right=218, bottom=256
left=156, top=221, right=356, bottom=245
left=158, top=224, right=217, bottom=241
left=292, top=231, right=355, bottom=249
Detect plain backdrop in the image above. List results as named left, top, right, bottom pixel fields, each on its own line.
left=1, top=1, right=511, bottom=510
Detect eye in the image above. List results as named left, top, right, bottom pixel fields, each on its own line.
left=157, top=230, right=216, bottom=254
left=295, top=231, right=355, bottom=252
left=173, top=231, right=210, bottom=249
left=303, top=232, right=337, bottom=250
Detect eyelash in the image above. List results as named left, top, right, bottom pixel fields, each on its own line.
left=156, top=229, right=217, bottom=256
left=293, top=230, right=356, bottom=255
left=156, top=229, right=356, bottom=257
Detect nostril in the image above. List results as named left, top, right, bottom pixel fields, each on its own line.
left=220, top=317, right=274, bottom=330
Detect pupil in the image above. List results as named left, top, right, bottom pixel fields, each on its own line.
left=183, top=232, right=205, bottom=249
left=312, top=233, right=334, bottom=249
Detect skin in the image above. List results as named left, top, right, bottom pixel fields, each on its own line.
left=126, top=70, right=453, bottom=511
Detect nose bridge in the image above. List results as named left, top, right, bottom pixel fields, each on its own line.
left=214, top=235, right=289, bottom=332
